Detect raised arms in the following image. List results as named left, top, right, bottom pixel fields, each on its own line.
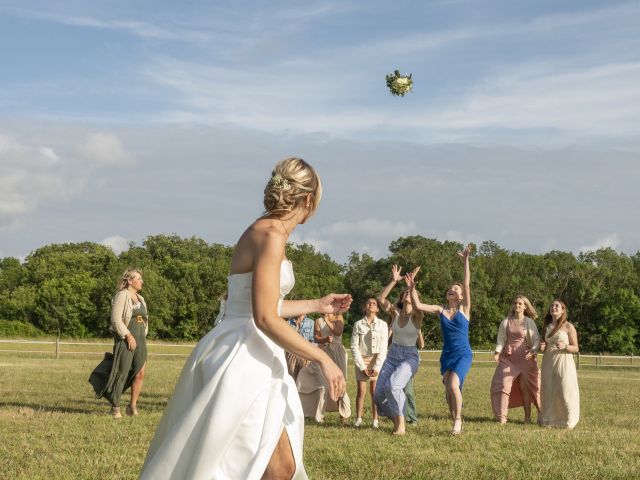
left=457, top=244, right=472, bottom=317
left=404, top=270, right=442, bottom=315
left=377, top=264, right=403, bottom=316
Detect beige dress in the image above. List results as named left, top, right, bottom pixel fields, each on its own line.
left=296, top=317, right=352, bottom=422
left=540, top=327, right=580, bottom=428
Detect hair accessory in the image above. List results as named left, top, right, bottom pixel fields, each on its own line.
left=270, top=174, right=291, bottom=191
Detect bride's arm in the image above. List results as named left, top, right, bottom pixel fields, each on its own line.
left=251, top=231, right=346, bottom=400
left=280, top=294, right=351, bottom=319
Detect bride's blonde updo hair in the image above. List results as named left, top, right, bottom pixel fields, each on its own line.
left=263, top=157, right=322, bottom=218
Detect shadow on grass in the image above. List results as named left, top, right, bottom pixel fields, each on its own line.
left=0, top=401, right=94, bottom=415
left=419, top=412, right=496, bottom=424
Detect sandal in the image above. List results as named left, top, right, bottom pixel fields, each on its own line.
left=111, top=407, right=122, bottom=419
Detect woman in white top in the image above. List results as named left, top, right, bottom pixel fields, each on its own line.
left=374, top=265, right=424, bottom=435
left=539, top=299, right=580, bottom=429
left=140, top=158, right=352, bottom=479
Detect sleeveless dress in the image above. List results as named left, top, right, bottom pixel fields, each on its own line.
left=140, top=261, right=307, bottom=479
left=540, top=327, right=580, bottom=428
left=439, top=310, right=473, bottom=389
left=296, top=317, right=352, bottom=422
left=374, top=314, right=420, bottom=418
left=490, top=318, right=541, bottom=421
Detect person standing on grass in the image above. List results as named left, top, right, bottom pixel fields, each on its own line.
left=351, top=298, right=388, bottom=428
left=539, top=299, right=580, bottom=429
left=374, top=265, right=424, bottom=435
left=296, top=313, right=352, bottom=424
left=285, top=314, right=315, bottom=381
left=405, top=244, right=473, bottom=435
left=490, top=295, right=541, bottom=424
left=140, top=157, right=352, bottom=479
left=89, top=268, right=148, bottom=419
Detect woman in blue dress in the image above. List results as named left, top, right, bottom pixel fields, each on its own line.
left=405, top=244, right=473, bottom=435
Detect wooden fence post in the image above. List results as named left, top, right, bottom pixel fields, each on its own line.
left=55, top=337, right=60, bottom=359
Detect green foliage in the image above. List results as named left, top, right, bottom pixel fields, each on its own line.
left=0, top=235, right=639, bottom=353
left=0, top=319, right=44, bottom=337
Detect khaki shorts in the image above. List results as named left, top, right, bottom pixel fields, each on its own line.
left=355, top=354, right=378, bottom=382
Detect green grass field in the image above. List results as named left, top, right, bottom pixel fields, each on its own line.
left=1, top=347, right=639, bottom=479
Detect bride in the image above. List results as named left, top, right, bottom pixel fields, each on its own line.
left=140, top=157, right=352, bottom=479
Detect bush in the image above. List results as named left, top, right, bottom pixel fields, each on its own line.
left=0, top=319, right=45, bottom=338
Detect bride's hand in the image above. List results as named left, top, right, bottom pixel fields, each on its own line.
left=320, top=358, right=346, bottom=402
left=318, top=293, right=353, bottom=315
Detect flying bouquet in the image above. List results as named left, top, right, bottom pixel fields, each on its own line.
left=386, top=70, right=413, bottom=97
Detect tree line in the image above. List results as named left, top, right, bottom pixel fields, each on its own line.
left=0, top=234, right=638, bottom=354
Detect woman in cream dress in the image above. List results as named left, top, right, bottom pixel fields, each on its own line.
left=539, top=299, right=580, bottom=429
left=140, top=158, right=352, bottom=480
left=296, top=313, right=352, bottom=423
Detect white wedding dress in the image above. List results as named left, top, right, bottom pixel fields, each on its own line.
left=140, top=261, right=307, bottom=479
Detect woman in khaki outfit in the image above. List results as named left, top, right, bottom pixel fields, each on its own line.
left=90, top=268, right=148, bottom=418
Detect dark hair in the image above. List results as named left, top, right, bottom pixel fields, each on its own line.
left=362, top=297, right=378, bottom=313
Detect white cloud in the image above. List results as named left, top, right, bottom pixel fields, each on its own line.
left=0, top=131, right=128, bottom=228
left=290, top=219, right=418, bottom=259
left=0, top=134, right=71, bottom=224
left=100, top=235, right=129, bottom=254
left=76, top=133, right=133, bottom=166
left=579, top=234, right=621, bottom=253
left=411, top=61, right=640, bottom=140
left=1, top=7, right=211, bottom=43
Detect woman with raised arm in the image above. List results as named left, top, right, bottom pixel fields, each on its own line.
left=405, top=244, right=473, bottom=435
left=374, top=265, right=424, bottom=435
left=539, top=299, right=580, bottom=429
left=296, top=313, right=352, bottom=423
left=490, top=295, right=541, bottom=424
left=140, top=158, right=352, bottom=480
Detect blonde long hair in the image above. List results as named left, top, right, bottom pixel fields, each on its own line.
left=116, top=268, right=142, bottom=292
left=509, top=295, right=538, bottom=320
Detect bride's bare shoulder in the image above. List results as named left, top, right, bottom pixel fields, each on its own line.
left=230, top=219, right=286, bottom=273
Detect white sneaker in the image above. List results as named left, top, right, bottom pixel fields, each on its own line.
left=372, top=419, right=379, bottom=429
left=354, top=417, right=363, bottom=427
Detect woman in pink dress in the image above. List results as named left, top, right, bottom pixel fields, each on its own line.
left=490, top=295, right=541, bottom=424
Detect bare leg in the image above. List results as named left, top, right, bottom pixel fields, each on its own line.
left=448, top=372, right=463, bottom=435
left=356, top=381, right=367, bottom=419
left=369, top=379, right=378, bottom=420
left=519, top=376, right=531, bottom=422
left=442, top=371, right=454, bottom=420
left=262, top=428, right=296, bottom=480
left=129, top=362, right=146, bottom=409
left=392, top=415, right=406, bottom=435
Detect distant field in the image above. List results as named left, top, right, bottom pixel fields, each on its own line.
left=0, top=347, right=639, bottom=479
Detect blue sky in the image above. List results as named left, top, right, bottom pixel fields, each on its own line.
left=1, top=1, right=639, bottom=262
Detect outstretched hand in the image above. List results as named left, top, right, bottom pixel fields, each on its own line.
left=457, top=244, right=473, bottom=260
left=318, top=293, right=353, bottom=315
left=391, top=264, right=403, bottom=282
left=403, top=266, right=420, bottom=289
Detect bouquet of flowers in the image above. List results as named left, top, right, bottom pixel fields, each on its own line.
left=386, top=70, right=413, bottom=97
